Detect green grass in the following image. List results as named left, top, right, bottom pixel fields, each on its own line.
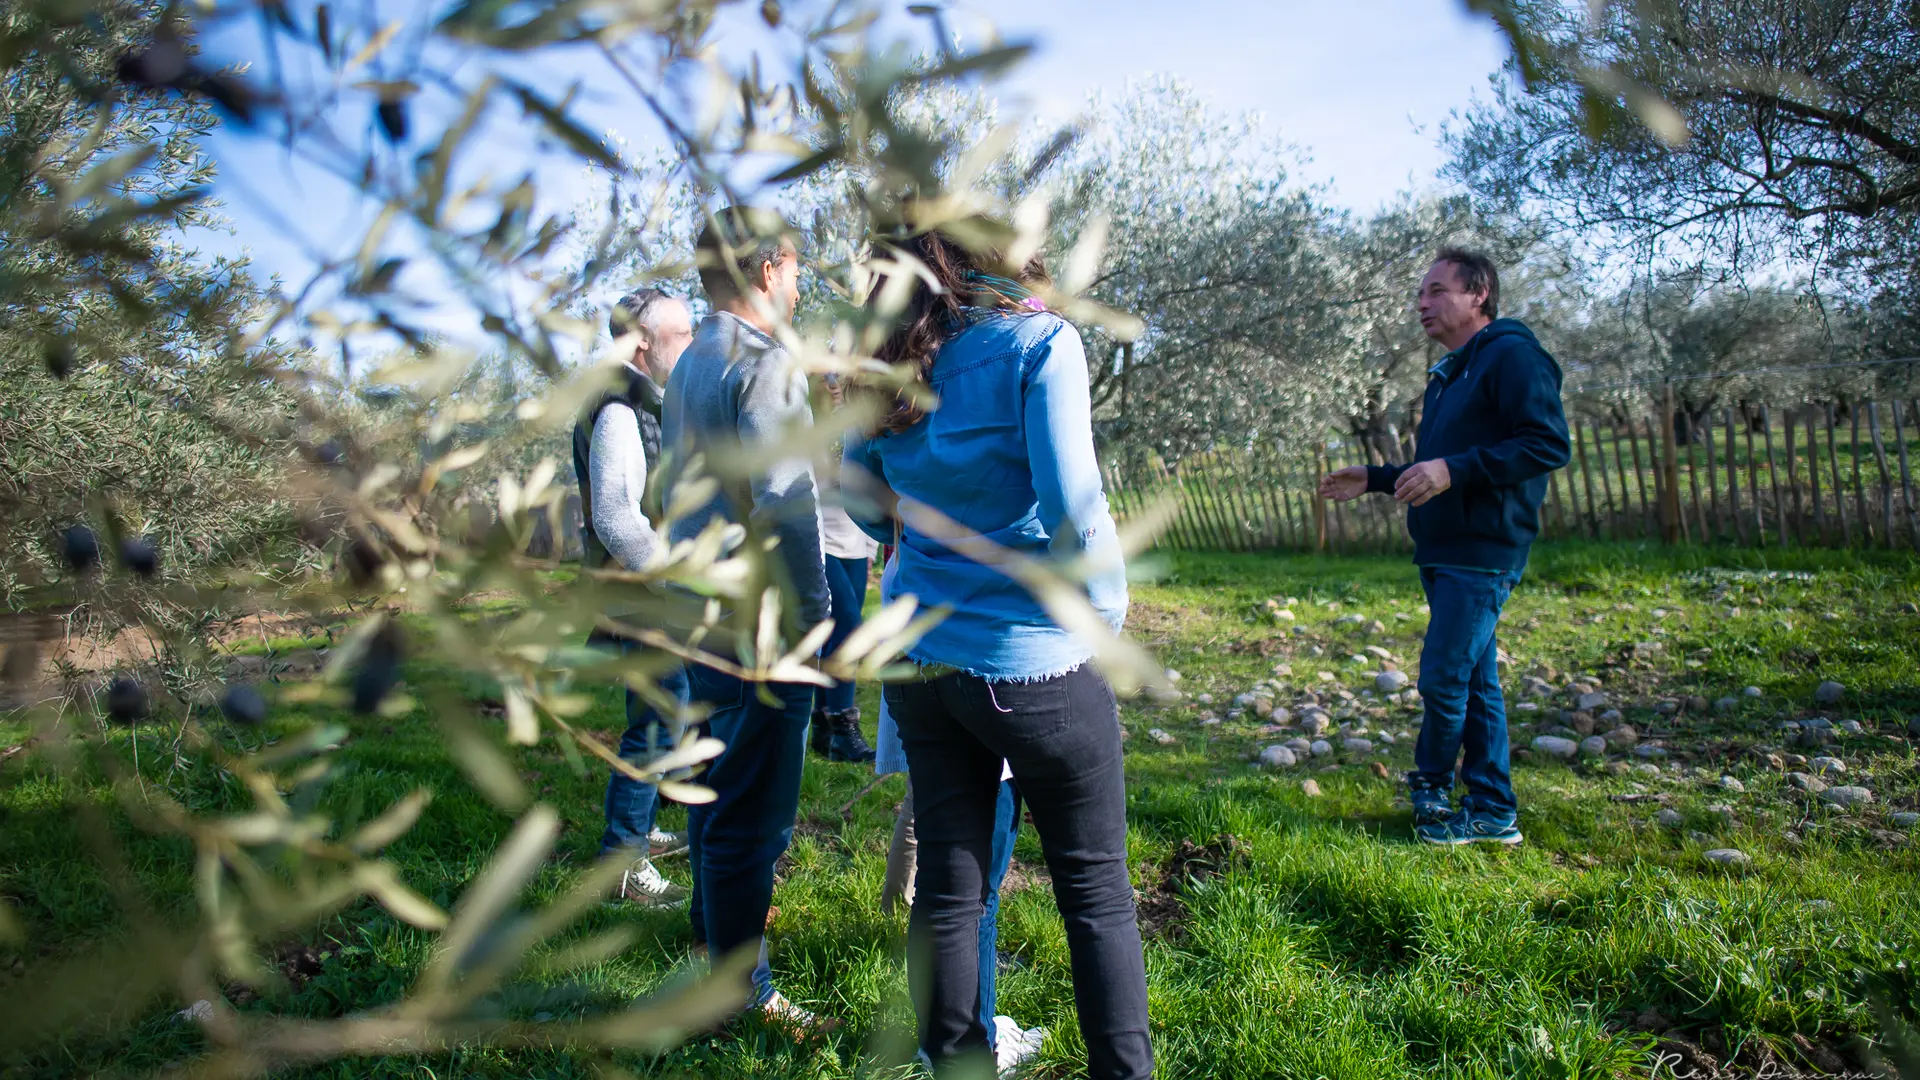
left=4, top=542, right=1920, bottom=1078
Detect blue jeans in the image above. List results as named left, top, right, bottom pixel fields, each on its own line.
left=1410, top=566, right=1523, bottom=819
left=816, top=556, right=869, bottom=714
left=979, top=778, right=1021, bottom=1043
left=685, top=663, right=813, bottom=1006
left=600, top=661, right=690, bottom=855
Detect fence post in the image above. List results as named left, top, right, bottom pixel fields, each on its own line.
left=1850, top=403, right=1872, bottom=546
left=1759, top=406, right=1784, bottom=548
left=1824, top=403, right=1852, bottom=545
left=1313, top=447, right=1329, bottom=553
left=1723, top=408, right=1747, bottom=545
left=1659, top=386, right=1683, bottom=544
left=1869, top=402, right=1895, bottom=549
left=1574, top=422, right=1599, bottom=539
left=1896, top=400, right=1919, bottom=550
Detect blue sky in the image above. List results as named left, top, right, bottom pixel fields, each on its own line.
left=193, top=0, right=1513, bottom=328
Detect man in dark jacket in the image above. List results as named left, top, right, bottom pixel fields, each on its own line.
left=1320, top=248, right=1570, bottom=846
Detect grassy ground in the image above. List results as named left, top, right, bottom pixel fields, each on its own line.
left=4, top=541, right=1920, bottom=1078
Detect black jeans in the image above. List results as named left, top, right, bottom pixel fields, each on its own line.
left=887, top=664, right=1152, bottom=1080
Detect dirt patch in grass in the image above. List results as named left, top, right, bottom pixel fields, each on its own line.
left=1134, top=833, right=1250, bottom=942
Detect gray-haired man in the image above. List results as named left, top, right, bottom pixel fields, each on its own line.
left=571, top=287, right=696, bottom=904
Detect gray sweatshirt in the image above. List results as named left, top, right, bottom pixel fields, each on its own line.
left=661, top=312, right=830, bottom=630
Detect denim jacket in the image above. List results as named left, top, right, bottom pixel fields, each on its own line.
left=843, top=310, right=1127, bottom=681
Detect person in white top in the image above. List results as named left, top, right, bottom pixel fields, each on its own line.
left=811, top=373, right=880, bottom=761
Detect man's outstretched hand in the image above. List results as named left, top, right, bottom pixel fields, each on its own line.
left=1393, top=459, right=1451, bottom=506
left=1318, top=465, right=1368, bottom=503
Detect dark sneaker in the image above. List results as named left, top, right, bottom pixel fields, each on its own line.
left=808, top=710, right=832, bottom=757
left=1417, top=810, right=1523, bottom=847
left=827, top=708, right=877, bottom=764
left=1410, top=786, right=1453, bottom=826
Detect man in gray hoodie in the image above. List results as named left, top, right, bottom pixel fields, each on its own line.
left=660, top=206, right=832, bottom=1027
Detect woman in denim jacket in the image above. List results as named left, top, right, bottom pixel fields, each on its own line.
left=842, top=232, right=1150, bottom=1080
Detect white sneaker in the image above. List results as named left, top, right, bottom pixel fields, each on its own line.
left=647, top=827, right=682, bottom=855
left=614, top=859, right=688, bottom=905
left=992, top=1015, right=1046, bottom=1076
left=760, top=989, right=841, bottom=1036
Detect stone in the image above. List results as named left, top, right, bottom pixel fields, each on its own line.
left=1803, top=716, right=1833, bottom=731
left=1165, top=669, right=1183, bottom=683
left=1598, top=709, right=1624, bottom=725
left=1810, top=756, right=1846, bottom=775
left=1274, top=609, right=1296, bottom=622
left=1197, top=693, right=1214, bottom=705
left=1656, top=700, right=1679, bottom=714
left=1569, top=711, right=1596, bottom=736
left=1342, top=737, right=1374, bottom=755
left=1200, top=716, right=1223, bottom=727
left=1284, top=737, right=1312, bottom=753
left=1687, top=830, right=1715, bottom=846
left=1718, top=776, right=1746, bottom=793
left=1603, top=725, right=1639, bottom=750
left=1233, top=693, right=1256, bottom=708
left=1606, top=761, right=1632, bottom=776
left=174, top=1000, right=217, bottom=1024
left=1532, top=735, right=1579, bottom=760
left=1299, top=711, right=1331, bottom=737
left=1788, top=772, right=1828, bottom=794
left=1819, top=785, right=1873, bottom=809
left=1632, top=744, right=1668, bottom=759
left=1301, top=779, right=1323, bottom=797
left=1839, top=719, right=1864, bottom=735
left=1891, top=812, right=1920, bottom=829
left=1148, top=728, right=1176, bottom=745
left=1714, top=697, right=1740, bottom=713
left=1744, top=686, right=1764, bottom=698
left=1687, top=696, right=1711, bottom=713
left=1579, top=735, right=1607, bottom=758
left=1575, top=691, right=1609, bottom=712
left=1703, top=848, right=1751, bottom=866
left=1375, top=670, right=1410, bottom=693
left=1784, top=753, right=1808, bottom=767
left=1269, top=707, right=1292, bottom=725
left=1310, top=739, right=1333, bottom=758
left=1633, top=763, right=1662, bottom=778
left=1656, top=808, right=1684, bottom=828
left=1258, top=744, right=1297, bottom=769
left=1814, top=680, right=1845, bottom=705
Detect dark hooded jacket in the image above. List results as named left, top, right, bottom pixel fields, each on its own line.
left=1366, top=318, right=1571, bottom=571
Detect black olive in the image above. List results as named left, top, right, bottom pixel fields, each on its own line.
left=43, top=340, right=73, bottom=379
left=377, top=99, right=407, bottom=142
left=119, top=536, right=158, bottom=578
left=220, top=683, right=267, bottom=726
left=63, top=526, right=100, bottom=572
left=106, top=677, right=149, bottom=725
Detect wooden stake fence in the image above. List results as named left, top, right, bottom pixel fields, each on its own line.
left=1104, top=397, right=1920, bottom=554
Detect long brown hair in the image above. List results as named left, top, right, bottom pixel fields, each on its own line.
left=871, top=230, right=1050, bottom=435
